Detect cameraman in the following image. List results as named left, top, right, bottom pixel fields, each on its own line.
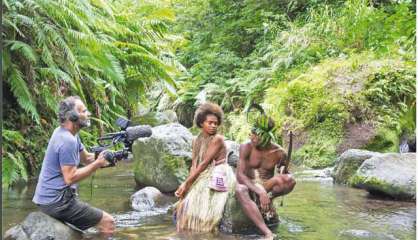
left=32, top=96, right=115, bottom=234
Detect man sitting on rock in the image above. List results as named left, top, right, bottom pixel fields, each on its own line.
left=32, top=96, right=114, bottom=235
left=235, top=116, right=296, bottom=239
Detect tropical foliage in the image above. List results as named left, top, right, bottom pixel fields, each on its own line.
left=173, top=0, right=415, bottom=168
left=3, top=0, right=183, bottom=187
left=3, top=0, right=416, bottom=186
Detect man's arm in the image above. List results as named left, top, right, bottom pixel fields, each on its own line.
left=62, top=151, right=107, bottom=185
left=80, top=149, right=95, bottom=165
left=236, top=144, right=267, bottom=196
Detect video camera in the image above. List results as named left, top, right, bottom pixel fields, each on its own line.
left=90, top=117, right=152, bottom=167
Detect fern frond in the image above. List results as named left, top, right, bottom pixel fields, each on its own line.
left=6, top=40, right=38, bottom=64
left=7, top=64, right=39, bottom=123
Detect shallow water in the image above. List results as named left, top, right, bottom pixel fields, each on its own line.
left=2, top=163, right=416, bottom=240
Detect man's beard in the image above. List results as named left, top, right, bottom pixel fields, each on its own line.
left=79, top=119, right=91, bottom=128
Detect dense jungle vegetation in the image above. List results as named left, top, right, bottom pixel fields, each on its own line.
left=3, top=0, right=416, bottom=187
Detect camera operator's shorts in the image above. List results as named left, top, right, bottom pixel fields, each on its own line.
left=38, top=187, right=103, bottom=231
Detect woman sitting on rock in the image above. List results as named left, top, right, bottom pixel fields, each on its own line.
left=175, top=102, right=235, bottom=232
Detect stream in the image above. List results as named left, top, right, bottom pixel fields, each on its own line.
left=3, top=162, right=415, bottom=240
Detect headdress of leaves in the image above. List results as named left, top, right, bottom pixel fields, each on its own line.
left=245, top=102, right=277, bottom=148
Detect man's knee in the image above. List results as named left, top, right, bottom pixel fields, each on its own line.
left=97, top=211, right=115, bottom=233
left=274, top=175, right=296, bottom=190
left=235, top=184, right=249, bottom=200
left=286, top=175, right=296, bottom=189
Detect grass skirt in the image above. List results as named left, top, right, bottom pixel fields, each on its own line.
left=176, top=163, right=236, bottom=232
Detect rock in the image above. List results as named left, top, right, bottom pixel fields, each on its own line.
left=132, top=110, right=178, bottom=127
left=132, top=123, right=193, bottom=192
left=131, top=187, right=164, bottom=211
left=4, top=225, right=29, bottom=240
left=4, top=212, right=81, bottom=240
left=174, top=100, right=196, bottom=128
left=338, top=229, right=398, bottom=240
left=225, top=140, right=240, bottom=168
left=219, top=191, right=279, bottom=234
left=351, top=153, right=416, bottom=200
left=332, top=149, right=382, bottom=185
left=130, top=186, right=173, bottom=212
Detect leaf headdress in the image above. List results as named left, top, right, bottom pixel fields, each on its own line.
left=245, top=102, right=277, bottom=147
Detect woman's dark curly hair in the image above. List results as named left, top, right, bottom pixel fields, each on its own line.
left=194, top=102, right=224, bottom=128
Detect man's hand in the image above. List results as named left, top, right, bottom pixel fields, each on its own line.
left=62, top=151, right=109, bottom=185
left=258, top=189, right=271, bottom=211
left=95, top=151, right=110, bottom=168
left=175, top=182, right=189, bottom=199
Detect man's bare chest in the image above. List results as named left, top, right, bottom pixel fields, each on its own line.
left=248, top=150, right=279, bottom=170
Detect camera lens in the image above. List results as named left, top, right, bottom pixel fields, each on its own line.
left=103, top=150, right=114, bottom=162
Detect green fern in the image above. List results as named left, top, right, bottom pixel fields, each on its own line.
left=7, top=64, right=40, bottom=123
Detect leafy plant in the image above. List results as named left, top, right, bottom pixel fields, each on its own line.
left=3, top=0, right=184, bottom=186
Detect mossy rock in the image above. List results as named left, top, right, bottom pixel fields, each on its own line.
left=351, top=153, right=416, bottom=200
left=132, top=123, right=192, bottom=192
left=219, top=191, right=279, bottom=234
left=332, top=149, right=381, bottom=185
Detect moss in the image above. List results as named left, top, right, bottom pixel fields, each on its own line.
left=335, top=161, right=363, bottom=185
left=350, top=175, right=406, bottom=197
left=262, top=54, right=415, bottom=168
left=365, top=127, right=399, bottom=153
left=162, top=154, right=189, bottom=183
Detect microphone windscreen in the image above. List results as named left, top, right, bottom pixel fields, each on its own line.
left=126, top=125, right=152, bottom=141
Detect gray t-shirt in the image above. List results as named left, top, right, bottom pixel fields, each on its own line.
left=33, top=127, right=84, bottom=205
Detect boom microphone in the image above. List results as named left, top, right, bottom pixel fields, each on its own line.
left=99, top=125, right=152, bottom=142
left=125, top=125, right=152, bottom=141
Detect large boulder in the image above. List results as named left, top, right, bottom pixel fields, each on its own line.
left=332, top=149, right=382, bottom=185
left=132, top=123, right=193, bottom=192
left=4, top=212, right=81, bottom=240
left=351, top=153, right=416, bottom=200
left=219, top=191, right=279, bottom=234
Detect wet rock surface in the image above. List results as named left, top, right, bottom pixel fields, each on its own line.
left=132, top=123, right=193, bottom=192
left=4, top=212, right=81, bottom=240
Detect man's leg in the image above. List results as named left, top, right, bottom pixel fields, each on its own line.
left=38, top=197, right=115, bottom=235
left=235, top=183, right=273, bottom=237
left=263, top=174, right=296, bottom=198
left=96, top=211, right=115, bottom=235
